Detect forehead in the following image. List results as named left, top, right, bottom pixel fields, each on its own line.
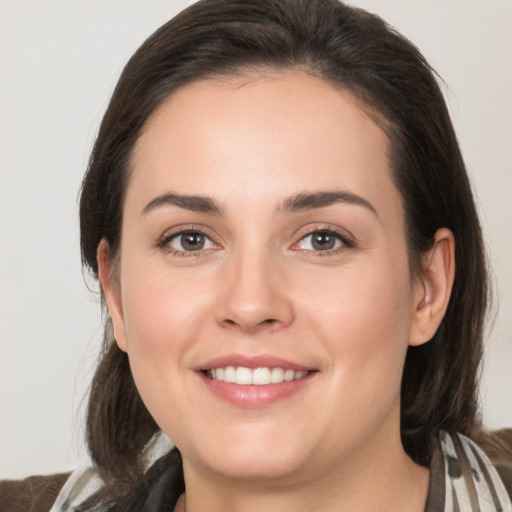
left=128, top=71, right=402, bottom=222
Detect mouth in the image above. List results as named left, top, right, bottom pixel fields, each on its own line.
left=204, top=366, right=310, bottom=385
left=196, top=355, right=317, bottom=408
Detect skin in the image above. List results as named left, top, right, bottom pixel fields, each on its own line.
left=98, top=71, right=455, bottom=511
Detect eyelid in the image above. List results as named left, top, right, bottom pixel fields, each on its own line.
left=290, top=224, right=356, bottom=252
left=154, top=223, right=355, bottom=256
left=155, top=224, right=222, bottom=255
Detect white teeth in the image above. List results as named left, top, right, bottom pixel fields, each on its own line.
left=224, top=366, right=236, bottom=383
left=284, top=369, right=295, bottom=381
left=253, top=367, right=271, bottom=385
left=206, top=366, right=310, bottom=385
left=270, top=367, right=284, bottom=383
left=235, top=367, right=252, bottom=385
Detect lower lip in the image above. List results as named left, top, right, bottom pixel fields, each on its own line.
left=198, top=372, right=315, bottom=408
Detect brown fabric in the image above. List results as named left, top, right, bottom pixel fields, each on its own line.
left=0, top=472, right=70, bottom=512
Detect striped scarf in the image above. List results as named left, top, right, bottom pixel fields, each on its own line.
left=424, top=431, right=512, bottom=512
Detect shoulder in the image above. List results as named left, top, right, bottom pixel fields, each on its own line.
left=0, top=472, right=70, bottom=512
left=0, top=466, right=105, bottom=512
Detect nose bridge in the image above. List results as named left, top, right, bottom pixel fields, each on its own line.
left=216, top=239, right=293, bottom=332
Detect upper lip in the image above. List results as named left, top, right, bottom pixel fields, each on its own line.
left=195, top=354, right=312, bottom=372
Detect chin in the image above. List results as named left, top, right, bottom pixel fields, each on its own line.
left=180, top=425, right=313, bottom=483
left=205, top=451, right=308, bottom=483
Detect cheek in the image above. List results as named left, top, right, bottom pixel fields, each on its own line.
left=119, top=277, right=214, bottom=447
left=118, top=260, right=212, bottom=404
left=300, top=257, right=414, bottom=390
left=120, top=254, right=209, bottom=349
left=122, top=278, right=182, bottom=353
left=303, top=261, right=414, bottom=447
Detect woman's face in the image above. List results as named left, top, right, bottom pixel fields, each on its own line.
left=103, top=72, right=429, bottom=484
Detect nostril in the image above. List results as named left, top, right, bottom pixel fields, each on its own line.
left=220, top=317, right=280, bottom=331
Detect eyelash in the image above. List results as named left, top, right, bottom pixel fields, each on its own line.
left=156, top=225, right=354, bottom=258
left=291, top=225, right=354, bottom=256
left=156, top=226, right=220, bottom=258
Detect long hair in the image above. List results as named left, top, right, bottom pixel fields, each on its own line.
left=79, top=0, right=489, bottom=502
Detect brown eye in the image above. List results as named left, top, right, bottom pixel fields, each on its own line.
left=296, top=230, right=345, bottom=252
left=181, top=232, right=205, bottom=250
left=311, top=232, right=336, bottom=250
left=168, top=231, right=214, bottom=252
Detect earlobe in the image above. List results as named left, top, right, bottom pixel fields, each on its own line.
left=97, top=239, right=128, bottom=352
left=409, top=228, right=455, bottom=346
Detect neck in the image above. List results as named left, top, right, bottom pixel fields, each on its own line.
left=178, top=430, right=430, bottom=512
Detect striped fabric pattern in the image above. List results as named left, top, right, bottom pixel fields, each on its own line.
left=438, top=431, right=512, bottom=512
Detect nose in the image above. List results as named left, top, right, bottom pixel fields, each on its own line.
left=215, top=249, right=294, bottom=334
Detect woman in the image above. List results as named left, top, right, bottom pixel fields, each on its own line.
left=2, top=0, right=511, bottom=510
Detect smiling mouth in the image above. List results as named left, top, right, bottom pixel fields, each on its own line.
left=205, top=366, right=311, bottom=385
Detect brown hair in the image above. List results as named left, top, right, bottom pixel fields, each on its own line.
left=80, top=0, right=489, bottom=502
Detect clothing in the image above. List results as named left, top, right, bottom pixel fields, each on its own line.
left=2, top=431, right=511, bottom=511
left=0, top=472, right=69, bottom=512
left=426, top=432, right=512, bottom=511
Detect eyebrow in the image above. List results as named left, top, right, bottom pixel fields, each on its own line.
left=141, top=189, right=377, bottom=218
left=142, top=192, right=223, bottom=216
left=279, top=190, right=378, bottom=217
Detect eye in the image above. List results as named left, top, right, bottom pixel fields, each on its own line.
left=295, top=230, right=349, bottom=252
left=166, top=231, right=217, bottom=253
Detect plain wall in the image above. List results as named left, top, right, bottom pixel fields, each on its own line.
left=1, top=0, right=511, bottom=479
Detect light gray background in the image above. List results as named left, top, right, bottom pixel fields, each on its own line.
left=1, top=0, right=511, bottom=479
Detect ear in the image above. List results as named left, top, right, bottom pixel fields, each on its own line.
left=409, top=228, right=455, bottom=346
left=97, top=238, right=128, bottom=352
